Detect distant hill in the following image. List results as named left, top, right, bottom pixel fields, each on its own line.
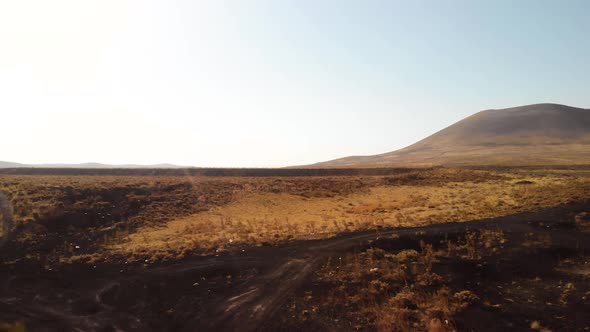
left=311, top=103, right=590, bottom=167
left=0, top=161, right=26, bottom=168
left=0, top=161, right=185, bottom=169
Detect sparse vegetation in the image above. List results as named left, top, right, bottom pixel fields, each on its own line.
left=1, top=167, right=590, bottom=331
left=272, top=222, right=590, bottom=331
left=0, top=167, right=589, bottom=263
left=112, top=168, right=589, bottom=260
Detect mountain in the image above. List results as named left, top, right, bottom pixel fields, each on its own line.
left=311, top=103, right=590, bottom=167
left=0, top=161, right=186, bottom=169
left=0, top=161, right=27, bottom=168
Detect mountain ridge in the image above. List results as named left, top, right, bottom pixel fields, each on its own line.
left=0, top=161, right=186, bottom=169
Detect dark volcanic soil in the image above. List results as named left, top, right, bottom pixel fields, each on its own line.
left=2, top=201, right=590, bottom=331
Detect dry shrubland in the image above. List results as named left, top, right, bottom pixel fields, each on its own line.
left=279, top=230, right=508, bottom=331
left=277, top=222, right=590, bottom=332
left=2, top=167, right=590, bottom=332
left=0, top=167, right=588, bottom=263
left=112, top=168, right=589, bottom=260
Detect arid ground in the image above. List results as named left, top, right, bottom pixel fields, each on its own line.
left=1, top=167, right=590, bottom=331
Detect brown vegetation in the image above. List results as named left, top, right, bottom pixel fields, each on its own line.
left=1, top=167, right=590, bottom=331
left=0, top=167, right=589, bottom=264
left=113, top=168, right=588, bottom=260
left=271, top=219, right=590, bottom=331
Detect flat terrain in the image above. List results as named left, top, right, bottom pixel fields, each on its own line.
left=1, top=167, right=590, bottom=331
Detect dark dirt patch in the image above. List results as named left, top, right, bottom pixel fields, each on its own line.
left=1, top=200, right=590, bottom=331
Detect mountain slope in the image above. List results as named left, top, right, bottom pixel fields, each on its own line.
left=312, top=103, right=590, bottom=167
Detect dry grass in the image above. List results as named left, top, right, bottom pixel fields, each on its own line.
left=1, top=167, right=589, bottom=262
left=279, top=227, right=515, bottom=331
left=112, top=169, right=589, bottom=259
left=283, top=231, right=503, bottom=332
left=0, top=321, right=26, bottom=332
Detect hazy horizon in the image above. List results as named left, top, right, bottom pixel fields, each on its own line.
left=2, top=1, right=590, bottom=167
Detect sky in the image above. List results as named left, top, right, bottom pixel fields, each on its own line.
left=1, top=0, right=589, bottom=167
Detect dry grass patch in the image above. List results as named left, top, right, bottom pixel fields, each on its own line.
left=113, top=172, right=588, bottom=258
left=2, top=168, right=589, bottom=262
left=282, top=238, right=492, bottom=332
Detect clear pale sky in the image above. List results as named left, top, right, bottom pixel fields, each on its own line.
left=1, top=1, right=589, bottom=167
